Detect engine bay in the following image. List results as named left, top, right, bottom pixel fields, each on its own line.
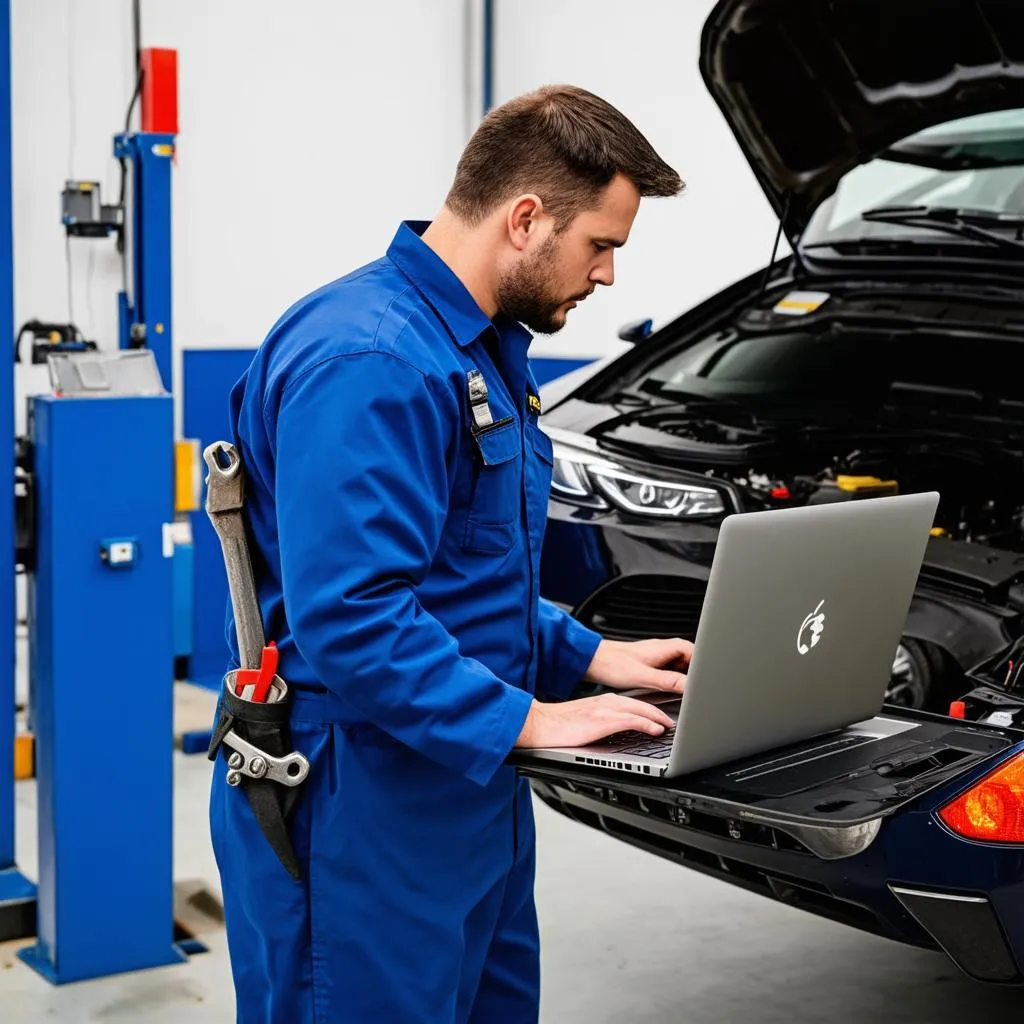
left=602, top=313, right=1024, bottom=555
left=731, top=437, right=1024, bottom=551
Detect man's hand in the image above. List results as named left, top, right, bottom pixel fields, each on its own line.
left=582, top=638, right=693, bottom=694
left=515, top=692, right=675, bottom=749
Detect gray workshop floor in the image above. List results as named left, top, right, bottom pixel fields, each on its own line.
left=3, top=683, right=1024, bottom=1022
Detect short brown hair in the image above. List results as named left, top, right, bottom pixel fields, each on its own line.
left=445, top=84, right=684, bottom=229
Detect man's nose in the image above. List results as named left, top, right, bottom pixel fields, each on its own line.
left=590, top=253, right=614, bottom=288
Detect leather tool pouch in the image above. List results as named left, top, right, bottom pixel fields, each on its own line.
left=208, top=671, right=306, bottom=881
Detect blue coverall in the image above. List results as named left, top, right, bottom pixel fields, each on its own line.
left=209, top=221, right=603, bottom=1023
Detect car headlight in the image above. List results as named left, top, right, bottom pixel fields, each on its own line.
left=546, top=427, right=727, bottom=518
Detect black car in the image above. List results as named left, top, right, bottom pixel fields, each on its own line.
left=539, top=0, right=1024, bottom=716
left=523, top=0, right=1024, bottom=984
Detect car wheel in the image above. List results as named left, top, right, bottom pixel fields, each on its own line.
left=887, top=638, right=944, bottom=710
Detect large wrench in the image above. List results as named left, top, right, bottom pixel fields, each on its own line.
left=203, top=441, right=311, bottom=783
left=203, top=441, right=265, bottom=672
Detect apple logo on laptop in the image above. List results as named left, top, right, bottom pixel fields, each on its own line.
left=797, top=600, right=825, bottom=655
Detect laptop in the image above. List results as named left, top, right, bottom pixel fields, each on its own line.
left=517, top=490, right=940, bottom=780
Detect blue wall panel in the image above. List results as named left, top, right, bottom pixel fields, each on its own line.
left=173, top=541, right=194, bottom=660
left=183, top=349, right=257, bottom=690
left=529, top=356, right=591, bottom=386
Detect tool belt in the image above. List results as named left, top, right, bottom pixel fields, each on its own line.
left=202, top=441, right=310, bottom=881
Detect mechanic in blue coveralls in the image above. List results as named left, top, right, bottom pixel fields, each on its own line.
left=211, top=84, right=690, bottom=1023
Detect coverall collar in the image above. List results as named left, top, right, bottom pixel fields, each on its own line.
left=387, top=221, right=532, bottom=350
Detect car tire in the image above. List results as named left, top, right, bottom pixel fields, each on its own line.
left=886, top=637, right=951, bottom=711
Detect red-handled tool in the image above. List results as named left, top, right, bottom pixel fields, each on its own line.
left=235, top=642, right=279, bottom=703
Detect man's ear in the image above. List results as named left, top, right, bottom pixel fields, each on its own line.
left=506, top=194, right=544, bottom=252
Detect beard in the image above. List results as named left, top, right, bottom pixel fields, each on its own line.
left=496, top=234, right=581, bottom=335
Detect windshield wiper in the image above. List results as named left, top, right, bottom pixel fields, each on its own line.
left=859, top=205, right=1024, bottom=257
left=888, top=381, right=986, bottom=404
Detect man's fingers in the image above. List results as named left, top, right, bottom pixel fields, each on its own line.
left=637, top=665, right=687, bottom=693
left=664, top=638, right=694, bottom=663
left=636, top=716, right=669, bottom=735
left=642, top=637, right=694, bottom=667
left=608, top=694, right=675, bottom=729
left=599, top=713, right=665, bottom=738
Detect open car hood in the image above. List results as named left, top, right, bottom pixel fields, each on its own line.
left=699, top=0, right=1024, bottom=236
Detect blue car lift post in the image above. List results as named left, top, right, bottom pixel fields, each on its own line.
left=0, top=0, right=35, bottom=944
left=113, top=130, right=175, bottom=390
left=0, top=2, right=198, bottom=979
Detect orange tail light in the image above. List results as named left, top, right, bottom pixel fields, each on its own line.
left=939, top=751, right=1024, bottom=843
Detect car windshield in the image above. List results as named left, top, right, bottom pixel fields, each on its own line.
left=800, top=108, right=1024, bottom=248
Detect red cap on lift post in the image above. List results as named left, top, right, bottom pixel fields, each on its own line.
left=141, top=48, right=178, bottom=135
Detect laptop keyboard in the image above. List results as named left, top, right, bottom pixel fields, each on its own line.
left=597, top=729, right=676, bottom=759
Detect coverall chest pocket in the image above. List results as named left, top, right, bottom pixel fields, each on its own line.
left=463, top=420, right=522, bottom=555
left=527, top=422, right=554, bottom=477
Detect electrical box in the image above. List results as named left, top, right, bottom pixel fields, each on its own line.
left=61, top=181, right=121, bottom=238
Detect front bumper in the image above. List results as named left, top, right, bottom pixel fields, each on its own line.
left=530, top=773, right=902, bottom=941
left=527, top=769, right=1024, bottom=984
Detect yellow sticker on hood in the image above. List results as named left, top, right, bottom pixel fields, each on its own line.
left=773, top=291, right=830, bottom=316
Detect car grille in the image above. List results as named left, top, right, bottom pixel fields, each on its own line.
left=530, top=780, right=903, bottom=946
left=576, top=574, right=707, bottom=642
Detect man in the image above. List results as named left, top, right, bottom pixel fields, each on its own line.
left=211, top=84, right=690, bottom=1023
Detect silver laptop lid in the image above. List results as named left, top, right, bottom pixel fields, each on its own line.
left=665, top=491, right=939, bottom=777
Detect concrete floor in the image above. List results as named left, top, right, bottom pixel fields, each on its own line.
left=3, top=685, right=1024, bottom=1022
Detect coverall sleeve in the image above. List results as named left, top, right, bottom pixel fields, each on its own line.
left=272, top=350, right=534, bottom=787
left=535, top=597, right=602, bottom=702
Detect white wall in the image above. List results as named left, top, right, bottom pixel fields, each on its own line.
left=11, top=0, right=474, bottom=437
left=494, top=0, right=788, bottom=362
left=11, top=0, right=136, bottom=435
left=141, top=0, right=472, bottom=404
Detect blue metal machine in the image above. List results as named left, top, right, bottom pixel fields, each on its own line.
left=18, top=377, right=185, bottom=983
left=0, top=0, right=195, bottom=981
left=0, top=0, right=36, bottom=945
